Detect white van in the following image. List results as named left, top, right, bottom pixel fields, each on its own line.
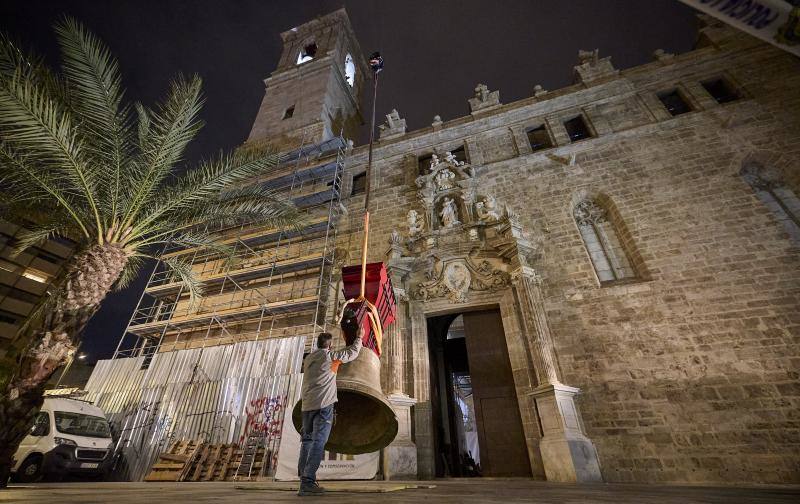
left=11, top=395, right=113, bottom=482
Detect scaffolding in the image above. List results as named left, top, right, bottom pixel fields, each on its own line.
left=113, top=136, right=348, bottom=361
left=89, top=135, right=350, bottom=481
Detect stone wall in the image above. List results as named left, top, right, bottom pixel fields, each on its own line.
left=336, top=21, right=800, bottom=484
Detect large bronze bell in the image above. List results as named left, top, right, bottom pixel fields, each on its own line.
left=292, top=304, right=398, bottom=454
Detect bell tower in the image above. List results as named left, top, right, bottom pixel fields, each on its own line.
left=247, top=8, right=369, bottom=149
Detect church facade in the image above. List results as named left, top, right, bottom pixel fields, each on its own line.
left=95, top=9, right=799, bottom=484
left=331, top=11, right=800, bottom=484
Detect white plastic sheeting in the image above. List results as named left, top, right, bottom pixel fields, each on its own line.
left=84, top=336, right=304, bottom=481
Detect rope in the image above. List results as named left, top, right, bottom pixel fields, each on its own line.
left=334, top=54, right=383, bottom=352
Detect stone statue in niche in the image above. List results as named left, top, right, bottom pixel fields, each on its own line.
left=407, top=209, right=424, bottom=237
left=475, top=194, right=501, bottom=221
left=439, top=197, right=460, bottom=228
left=444, top=150, right=465, bottom=167
left=434, top=169, right=455, bottom=191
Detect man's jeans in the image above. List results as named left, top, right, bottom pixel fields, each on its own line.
left=297, top=404, right=334, bottom=485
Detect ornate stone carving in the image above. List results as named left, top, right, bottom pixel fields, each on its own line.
left=475, top=194, right=502, bottom=222
left=444, top=150, right=465, bottom=167
left=434, top=169, right=456, bottom=191
left=387, top=230, right=404, bottom=260
left=441, top=261, right=471, bottom=303
left=429, top=154, right=441, bottom=171
left=379, top=108, right=407, bottom=140
left=412, top=256, right=511, bottom=303
left=390, top=229, right=402, bottom=244
left=573, top=200, right=607, bottom=227
left=505, top=204, right=521, bottom=227
left=573, top=49, right=618, bottom=84
left=468, top=83, right=501, bottom=113
left=407, top=209, right=424, bottom=237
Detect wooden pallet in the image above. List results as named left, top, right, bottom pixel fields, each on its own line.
left=144, top=440, right=204, bottom=482
left=189, top=443, right=240, bottom=481
left=146, top=441, right=245, bottom=482
left=234, top=434, right=270, bottom=481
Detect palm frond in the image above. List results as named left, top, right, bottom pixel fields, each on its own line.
left=161, top=255, right=202, bottom=308
left=178, top=185, right=301, bottom=230
left=135, top=230, right=235, bottom=260
left=113, top=254, right=145, bottom=290
left=0, top=67, right=103, bottom=237
left=134, top=102, right=150, bottom=149
left=127, top=145, right=282, bottom=239
left=0, top=31, right=68, bottom=103
left=10, top=223, right=73, bottom=258
left=55, top=17, right=130, bottom=223
left=119, top=74, right=204, bottom=233
left=0, top=141, right=92, bottom=237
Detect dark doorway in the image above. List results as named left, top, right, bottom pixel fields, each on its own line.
left=428, top=309, right=531, bottom=478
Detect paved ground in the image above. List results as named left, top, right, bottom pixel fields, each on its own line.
left=2, top=480, right=800, bottom=503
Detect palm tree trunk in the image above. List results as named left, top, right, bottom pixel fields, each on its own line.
left=0, top=243, right=126, bottom=487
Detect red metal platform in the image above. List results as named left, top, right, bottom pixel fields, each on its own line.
left=340, top=262, right=396, bottom=356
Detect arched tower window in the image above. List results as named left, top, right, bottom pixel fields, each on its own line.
left=741, top=162, right=800, bottom=243
left=296, top=41, right=317, bottom=65
left=574, top=199, right=636, bottom=283
left=344, top=53, right=356, bottom=87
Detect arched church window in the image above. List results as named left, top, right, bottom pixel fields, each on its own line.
left=296, top=42, right=317, bottom=65
left=344, top=53, right=356, bottom=87
left=741, top=163, right=800, bottom=243
left=574, top=199, right=636, bottom=283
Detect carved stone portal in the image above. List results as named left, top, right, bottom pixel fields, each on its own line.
left=389, top=138, right=602, bottom=483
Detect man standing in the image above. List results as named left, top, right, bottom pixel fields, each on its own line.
left=297, top=325, right=362, bottom=496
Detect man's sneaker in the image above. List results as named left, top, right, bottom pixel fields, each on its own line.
left=297, top=482, right=326, bottom=496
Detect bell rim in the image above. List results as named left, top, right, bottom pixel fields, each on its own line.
left=291, top=390, right=399, bottom=455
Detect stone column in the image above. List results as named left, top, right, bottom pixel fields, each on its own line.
left=512, top=266, right=602, bottom=482
left=382, top=393, right=417, bottom=480
left=382, top=262, right=418, bottom=479
left=409, top=301, right=434, bottom=478
left=512, top=267, right=560, bottom=385
left=387, top=299, right=407, bottom=395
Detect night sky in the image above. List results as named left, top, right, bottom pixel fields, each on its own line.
left=1, top=0, right=699, bottom=361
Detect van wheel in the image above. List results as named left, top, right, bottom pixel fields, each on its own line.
left=14, top=455, right=43, bottom=483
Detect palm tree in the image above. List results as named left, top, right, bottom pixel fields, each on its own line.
left=0, top=18, right=299, bottom=484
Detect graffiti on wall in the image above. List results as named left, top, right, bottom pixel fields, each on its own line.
left=239, top=394, right=286, bottom=444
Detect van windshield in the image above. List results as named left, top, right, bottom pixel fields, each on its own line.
left=54, top=411, right=111, bottom=438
